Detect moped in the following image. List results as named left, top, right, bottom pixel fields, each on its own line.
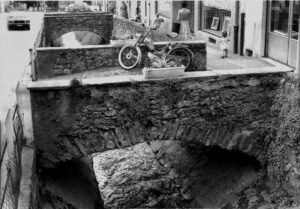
left=118, top=14, right=194, bottom=70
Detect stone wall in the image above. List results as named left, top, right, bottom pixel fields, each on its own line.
left=34, top=41, right=206, bottom=80
left=30, top=23, right=44, bottom=81
left=43, top=12, right=113, bottom=47
left=29, top=72, right=285, bottom=168
left=112, top=16, right=145, bottom=38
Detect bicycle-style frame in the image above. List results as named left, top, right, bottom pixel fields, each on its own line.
left=118, top=16, right=194, bottom=70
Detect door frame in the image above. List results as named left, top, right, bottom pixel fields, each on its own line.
left=266, top=0, right=297, bottom=66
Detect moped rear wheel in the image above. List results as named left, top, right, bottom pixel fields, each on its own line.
left=118, top=45, right=142, bottom=70
left=166, top=48, right=192, bottom=71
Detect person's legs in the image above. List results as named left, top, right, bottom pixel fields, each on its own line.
left=221, top=49, right=226, bottom=58
left=180, top=21, right=190, bottom=40
left=225, top=49, right=228, bottom=57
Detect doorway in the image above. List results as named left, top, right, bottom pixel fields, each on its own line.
left=267, top=0, right=299, bottom=68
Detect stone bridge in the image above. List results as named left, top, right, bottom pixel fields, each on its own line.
left=28, top=69, right=289, bottom=168
left=43, top=12, right=113, bottom=46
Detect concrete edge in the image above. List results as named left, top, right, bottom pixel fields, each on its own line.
left=260, top=57, right=295, bottom=71
left=17, top=146, right=36, bottom=209
left=17, top=66, right=37, bottom=209
left=44, top=11, right=111, bottom=16
left=27, top=67, right=293, bottom=90
left=36, top=40, right=206, bottom=51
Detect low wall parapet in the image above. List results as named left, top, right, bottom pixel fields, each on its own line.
left=33, top=40, right=206, bottom=80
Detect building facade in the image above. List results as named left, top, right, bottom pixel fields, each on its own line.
left=266, top=0, right=299, bottom=68
left=197, top=0, right=299, bottom=68
left=111, top=0, right=298, bottom=69
left=0, top=1, right=4, bottom=12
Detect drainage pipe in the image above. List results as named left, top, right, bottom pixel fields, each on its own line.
left=233, top=1, right=240, bottom=54
left=294, top=18, right=300, bottom=80
left=239, top=13, right=245, bottom=56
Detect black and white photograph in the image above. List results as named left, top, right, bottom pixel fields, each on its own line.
left=210, top=17, right=219, bottom=30
left=0, top=0, right=299, bottom=208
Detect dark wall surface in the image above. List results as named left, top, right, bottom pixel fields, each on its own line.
left=30, top=72, right=284, bottom=168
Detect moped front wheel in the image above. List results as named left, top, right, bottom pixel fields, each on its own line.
left=118, top=45, right=142, bottom=70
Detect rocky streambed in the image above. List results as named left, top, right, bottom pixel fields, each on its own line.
left=92, top=140, right=262, bottom=208
left=37, top=157, right=103, bottom=209
left=38, top=138, right=300, bottom=209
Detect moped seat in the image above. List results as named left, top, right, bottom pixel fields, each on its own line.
left=166, top=32, right=178, bottom=39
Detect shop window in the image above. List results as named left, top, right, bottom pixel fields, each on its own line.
left=201, top=6, right=231, bottom=37
left=270, top=0, right=289, bottom=36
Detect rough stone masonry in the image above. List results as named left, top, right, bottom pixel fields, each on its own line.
left=30, top=72, right=284, bottom=168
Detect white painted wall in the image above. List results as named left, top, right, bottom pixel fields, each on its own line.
left=243, top=0, right=266, bottom=57
left=0, top=1, right=4, bottom=12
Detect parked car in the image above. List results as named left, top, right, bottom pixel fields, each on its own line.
left=7, top=12, right=30, bottom=30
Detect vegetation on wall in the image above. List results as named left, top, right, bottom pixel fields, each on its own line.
left=70, top=78, right=91, bottom=98
left=110, top=82, right=152, bottom=128
left=262, top=78, right=300, bottom=190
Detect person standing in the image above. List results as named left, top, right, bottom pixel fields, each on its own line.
left=108, top=1, right=116, bottom=14
left=177, top=1, right=192, bottom=40
left=220, top=31, right=230, bottom=58
left=120, top=1, right=128, bottom=19
left=135, top=1, right=141, bottom=22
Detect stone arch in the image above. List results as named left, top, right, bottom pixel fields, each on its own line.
left=44, top=12, right=113, bottom=47
left=179, top=123, right=261, bottom=160
left=92, top=141, right=262, bottom=208
left=53, top=31, right=105, bottom=47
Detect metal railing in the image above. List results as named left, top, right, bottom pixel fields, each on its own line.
left=0, top=140, right=8, bottom=169
left=0, top=105, right=24, bottom=209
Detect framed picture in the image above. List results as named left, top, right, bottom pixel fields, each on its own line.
left=211, top=17, right=219, bottom=30
left=222, top=16, right=231, bottom=34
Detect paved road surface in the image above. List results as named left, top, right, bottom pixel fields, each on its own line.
left=0, top=12, right=43, bottom=122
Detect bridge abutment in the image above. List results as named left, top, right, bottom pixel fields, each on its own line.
left=28, top=70, right=287, bottom=167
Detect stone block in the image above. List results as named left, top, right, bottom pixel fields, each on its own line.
left=92, top=142, right=189, bottom=209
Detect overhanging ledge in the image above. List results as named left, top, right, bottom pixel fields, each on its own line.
left=27, top=67, right=293, bottom=90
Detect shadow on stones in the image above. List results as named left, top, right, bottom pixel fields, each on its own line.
left=182, top=142, right=262, bottom=208
left=37, top=156, right=103, bottom=209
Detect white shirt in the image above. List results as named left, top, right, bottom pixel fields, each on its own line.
left=177, top=8, right=191, bottom=22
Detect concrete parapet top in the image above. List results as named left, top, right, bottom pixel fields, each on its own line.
left=36, top=40, right=206, bottom=51
left=27, top=67, right=293, bottom=90
left=44, top=11, right=111, bottom=17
